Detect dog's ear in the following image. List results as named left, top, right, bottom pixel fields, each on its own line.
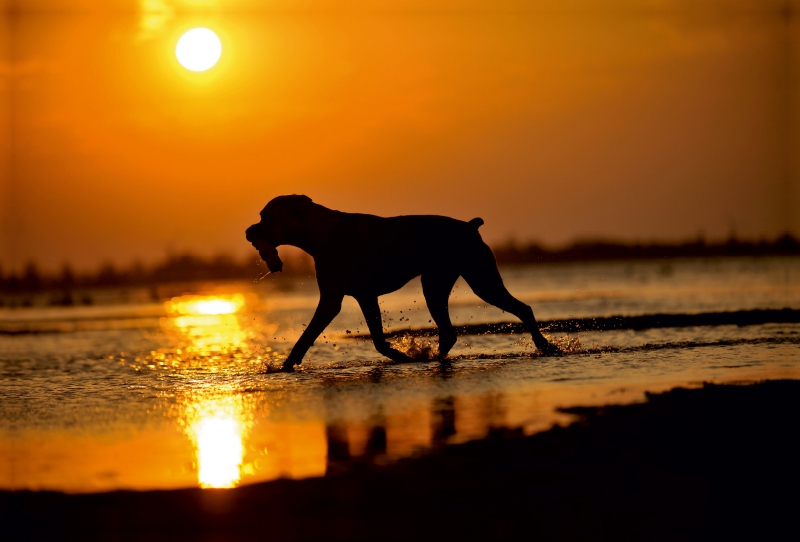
left=293, top=195, right=313, bottom=213
left=282, top=194, right=313, bottom=213
left=287, top=195, right=313, bottom=216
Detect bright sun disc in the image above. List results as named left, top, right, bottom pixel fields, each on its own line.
left=176, top=28, right=221, bottom=72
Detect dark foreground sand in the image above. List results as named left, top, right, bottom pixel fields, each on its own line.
left=3, top=380, right=799, bottom=541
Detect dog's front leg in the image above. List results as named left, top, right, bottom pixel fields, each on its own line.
left=356, top=296, right=414, bottom=363
left=282, top=293, right=344, bottom=371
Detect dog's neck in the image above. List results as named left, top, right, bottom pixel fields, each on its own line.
left=283, top=204, right=342, bottom=257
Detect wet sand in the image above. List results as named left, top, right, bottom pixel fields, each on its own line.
left=3, top=379, right=798, bottom=541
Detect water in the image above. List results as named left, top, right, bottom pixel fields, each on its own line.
left=2, top=257, right=799, bottom=493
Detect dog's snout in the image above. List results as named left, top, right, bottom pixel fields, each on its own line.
left=245, top=224, right=261, bottom=242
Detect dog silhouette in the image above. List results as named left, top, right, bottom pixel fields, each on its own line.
left=246, top=195, right=560, bottom=371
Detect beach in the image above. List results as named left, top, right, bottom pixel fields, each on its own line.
left=4, top=379, right=798, bottom=540
left=2, top=257, right=800, bottom=541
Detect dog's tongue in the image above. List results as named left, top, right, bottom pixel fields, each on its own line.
left=252, top=240, right=283, bottom=273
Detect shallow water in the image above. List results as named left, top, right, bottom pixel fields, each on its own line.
left=2, top=257, right=799, bottom=493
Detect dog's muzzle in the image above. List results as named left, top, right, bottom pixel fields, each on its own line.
left=254, top=241, right=283, bottom=273
left=246, top=225, right=283, bottom=273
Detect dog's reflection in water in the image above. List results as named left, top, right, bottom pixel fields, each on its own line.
left=245, top=195, right=561, bottom=372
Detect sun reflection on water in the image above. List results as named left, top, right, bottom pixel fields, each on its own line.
left=166, top=294, right=245, bottom=316
left=166, top=294, right=261, bottom=488
left=186, top=396, right=250, bottom=488
left=161, top=292, right=325, bottom=489
left=162, top=294, right=257, bottom=358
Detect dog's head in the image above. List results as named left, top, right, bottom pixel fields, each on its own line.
left=245, top=194, right=314, bottom=273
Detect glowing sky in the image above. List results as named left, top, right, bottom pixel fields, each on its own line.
left=1, top=1, right=799, bottom=270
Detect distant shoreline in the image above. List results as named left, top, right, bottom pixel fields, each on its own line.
left=3, top=379, right=798, bottom=540
left=492, top=232, right=800, bottom=264
left=2, top=233, right=799, bottom=296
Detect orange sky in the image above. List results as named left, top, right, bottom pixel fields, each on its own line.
left=2, top=1, right=799, bottom=270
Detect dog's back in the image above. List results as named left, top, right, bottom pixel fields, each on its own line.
left=337, top=212, right=487, bottom=263
left=322, top=212, right=491, bottom=298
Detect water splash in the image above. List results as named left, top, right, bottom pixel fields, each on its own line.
left=260, top=357, right=291, bottom=373
left=548, top=334, right=584, bottom=355
left=390, top=334, right=439, bottom=361
left=512, top=334, right=584, bottom=355
left=253, top=271, right=273, bottom=282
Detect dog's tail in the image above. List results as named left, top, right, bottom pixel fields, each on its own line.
left=468, top=217, right=484, bottom=229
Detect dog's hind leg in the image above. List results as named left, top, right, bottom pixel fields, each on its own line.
left=356, top=296, right=414, bottom=363
left=421, top=271, right=460, bottom=358
left=461, top=244, right=560, bottom=356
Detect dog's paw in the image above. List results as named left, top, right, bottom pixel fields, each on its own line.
left=383, top=349, right=415, bottom=363
left=538, top=343, right=564, bottom=357
left=260, top=361, right=296, bottom=374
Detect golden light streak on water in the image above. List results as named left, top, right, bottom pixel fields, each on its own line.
left=188, top=397, right=248, bottom=488
left=168, top=294, right=255, bottom=487
left=166, top=294, right=245, bottom=316
left=164, top=294, right=250, bottom=355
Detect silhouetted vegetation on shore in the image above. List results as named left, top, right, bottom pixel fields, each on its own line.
left=1, top=234, right=798, bottom=295
left=0, top=252, right=315, bottom=296
left=493, top=232, right=800, bottom=264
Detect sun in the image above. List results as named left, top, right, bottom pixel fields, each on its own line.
left=176, top=28, right=222, bottom=72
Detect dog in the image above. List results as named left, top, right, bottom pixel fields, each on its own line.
left=246, top=195, right=561, bottom=371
